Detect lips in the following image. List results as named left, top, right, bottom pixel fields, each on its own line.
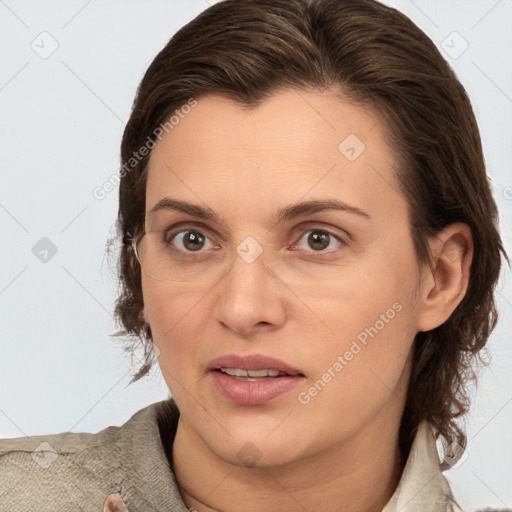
left=208, top=353, right=304, bottom=376
left=208, top=353, right=306, bottom=405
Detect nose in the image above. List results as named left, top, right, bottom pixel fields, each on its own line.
left=214, top=246, right=287, bottom=336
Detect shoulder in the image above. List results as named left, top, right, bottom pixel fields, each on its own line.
left=385, top=420, right=505, bottom=512
left=0, top=399, right=182, bottom=512
left=0, top=423, right=122, bottom=511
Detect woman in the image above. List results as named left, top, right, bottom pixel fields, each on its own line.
left=0, top=0, right=508, bottom=511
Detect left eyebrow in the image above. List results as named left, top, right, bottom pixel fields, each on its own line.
left=147, top=197, right=371, bottom=226
left=272, top=199, right=371, bottom=224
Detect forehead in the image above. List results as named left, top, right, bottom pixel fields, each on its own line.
left=145, top=88, right=404, bottom=225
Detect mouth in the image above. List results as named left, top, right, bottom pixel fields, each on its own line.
left=208, top=353, right=305, bottom=376
left=208, top=354, right=306, bottom=405
left=216, top=367, right=294, bottom=381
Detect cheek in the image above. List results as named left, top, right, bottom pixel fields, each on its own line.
left=306, top=286, right=415, bottom=387
left=296, top=245, right=420, bottom=411
left=142, top=272, right=208, bottom=326
left=141, top=279, right=208, bottom=368
left=301, top=248, right=418, bottom=352
left=297, top=296, right=416, bottom=445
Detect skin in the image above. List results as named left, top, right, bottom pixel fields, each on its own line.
left=141, top=88, right=473, bottom=512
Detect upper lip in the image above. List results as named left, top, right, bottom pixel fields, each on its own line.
left=208, top=353, right=304, bottom=376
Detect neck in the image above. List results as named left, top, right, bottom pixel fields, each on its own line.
left=172, top=412, right=405, bottom=512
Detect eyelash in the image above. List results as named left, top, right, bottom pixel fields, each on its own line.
left=164, top=225, right=349, bottom=257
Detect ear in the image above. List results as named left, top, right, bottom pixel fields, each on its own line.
left=416, top=222, right=473, bottom=332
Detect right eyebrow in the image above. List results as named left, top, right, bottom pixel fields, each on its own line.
left=148, top=198, right=223, bottom=222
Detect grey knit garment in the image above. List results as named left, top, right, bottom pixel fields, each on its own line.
left=0, top=398, right=478, bottom=511
left=0, top=399, right=189, bottom=511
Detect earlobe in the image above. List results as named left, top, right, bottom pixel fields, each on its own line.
left=416, top=223, right=473, bottom=333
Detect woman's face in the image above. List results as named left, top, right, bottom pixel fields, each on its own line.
left=142, top=88, right=426, bottom=466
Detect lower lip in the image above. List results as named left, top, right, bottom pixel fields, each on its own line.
left=210, top=370, right=305, bottom=405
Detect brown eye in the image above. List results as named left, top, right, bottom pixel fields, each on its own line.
left=294, top=229, right=345, bottom=253
left=167, top=229, right=210, bottom=252
left=307, top=231, right=331, bottom=251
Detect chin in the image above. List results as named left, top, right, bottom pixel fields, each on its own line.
left=217, top=441, right=300, bottom=469
left=202, top=421, right=308, bottom=468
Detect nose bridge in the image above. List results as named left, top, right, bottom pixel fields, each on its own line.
left=228, top=235, right=273, bottom=284
left=233, top=228, right=292, bottom=282
left=222, top=229, right=295, bottom=288
left=234, top=234, right=266, bottom=265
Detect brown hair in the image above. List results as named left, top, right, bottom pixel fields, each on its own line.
left=111, top=0, right=509, bottom=461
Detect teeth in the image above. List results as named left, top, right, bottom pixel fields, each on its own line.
left=220, top=367, right=285, bottom=378
left=248, top=369, right=279, bottom=377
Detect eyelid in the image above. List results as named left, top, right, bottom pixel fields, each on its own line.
left=165, top=222, right=350, bottom=256
left=290, top=227, right=349, bottom=252
left=163, top=221, right=226, bottom=243
left=163, top=221, right=348, bottom=237
left=290, top=221, right=351, bottom=242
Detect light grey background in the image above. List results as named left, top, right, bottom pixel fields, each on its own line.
left=0, top=1, right=510, bottom=511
